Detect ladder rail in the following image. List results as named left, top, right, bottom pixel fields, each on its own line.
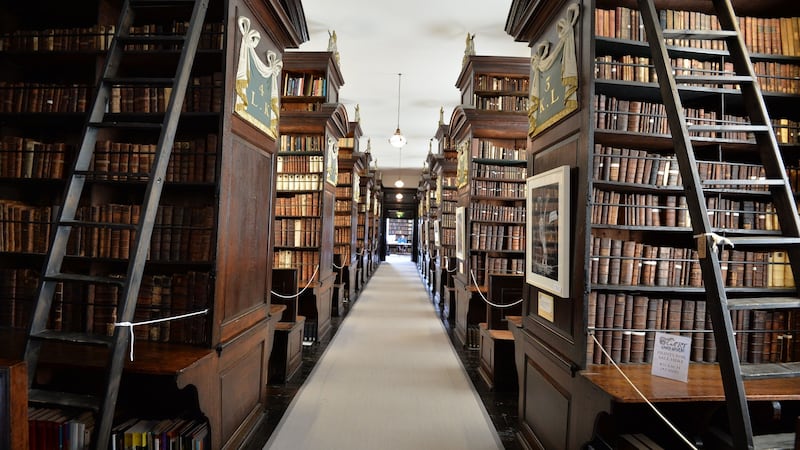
left=636, top=0, right=754, bottom=448
left=95, top=1, right=210, bottom=447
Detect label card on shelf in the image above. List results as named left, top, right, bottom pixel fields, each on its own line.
left=651, top=332, right=691, bottom=382
left=538, top=291, right=554, bottom=322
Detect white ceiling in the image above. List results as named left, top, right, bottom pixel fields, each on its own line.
left=289, top=0, right=531, bottom=188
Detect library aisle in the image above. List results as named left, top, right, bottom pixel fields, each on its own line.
left=264, top=255, right=504, bottom=450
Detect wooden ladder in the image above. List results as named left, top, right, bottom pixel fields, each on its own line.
left=637, top=0, right=800, bottom=448
left=23, top=0, right=208, bottom=448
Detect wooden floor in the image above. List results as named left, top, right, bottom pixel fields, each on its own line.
left=263, top=255, right=504, bottom=450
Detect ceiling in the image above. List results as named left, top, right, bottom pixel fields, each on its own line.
left=288, top=0, right=531, bottom=188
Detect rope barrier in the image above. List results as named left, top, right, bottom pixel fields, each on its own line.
left=271, top=265, right=320, bottom=299
left=469, top=270, right=524, bottom=308
left=589, top=333, right=698, bottom=450
left=115, top=309, right=209, bottom=361
left=332, top=261, right=344, bottom=270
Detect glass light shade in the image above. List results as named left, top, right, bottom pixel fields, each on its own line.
left=394, top=178, right=404, bottom=188
left=389, top=128, right=406, bottom=148
left=395, top=193, right=404, bottom=200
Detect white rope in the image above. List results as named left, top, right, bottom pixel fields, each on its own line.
left=332, top=261, right=344, bottom=270
left=446, top=266, right=458, bottom=273
left=589, top=333, right=698, bottom=450
left=469, top=270, right=524, bottom=308
left=115, top=309, right=209, bottom=361
left=693, top=232, right=734, bottom=253
left=270, top=265, right=320, bottom=299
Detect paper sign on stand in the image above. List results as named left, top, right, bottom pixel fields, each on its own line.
left=651, top=332, right=691, bottom=382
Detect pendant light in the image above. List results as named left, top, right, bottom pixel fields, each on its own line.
left=389, top=73, right=406, bottom=148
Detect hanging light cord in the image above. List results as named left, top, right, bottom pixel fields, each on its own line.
left=396, top=72, right=402, bottom=129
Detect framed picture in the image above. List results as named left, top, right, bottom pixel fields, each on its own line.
left=455, top=206, right=466, bottom=261
left=526, top=165, right=570, bottom=297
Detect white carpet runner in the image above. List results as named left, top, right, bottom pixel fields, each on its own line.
left=264, top=255, right=503, bottom=450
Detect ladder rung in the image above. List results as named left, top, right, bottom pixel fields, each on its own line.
left=753, top=433, right=796, bottom=450
left=43, top=273, right=126, bottom=286
left=29, top=388, right=101, bottom=411
left=674, top=75, right=754, bottom=85
left=131, top=0, right=198, bottom=4
left=701, top=179, right=784, bottom=186
left=688, top=124, right=770, bottom=133
left=31, top=330, right=114, bottom=346
left=105, top=77, right=176, bottom=86
left=89, top=121, right=162, bottom=130
left=662, top=30, right=738, bottom=40
left=117, top=35, right=187, bottom=45
left=726, top=296, right=800, bottom=310
left=60, top=219, right=138, bottom=230
left=72, top=170, right=150, bottom=179
left=725, top=236, right=800, bottom=246
left=740, top=361, right=800, bottom=379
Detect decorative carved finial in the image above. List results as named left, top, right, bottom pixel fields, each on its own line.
left=328, top=30, right=340, bottom=66
left=428, top=138, right=433, bottom=155
left=438, top=106, right=444, bottom=126
left=355, top=104, right=360, bottom=123
left=365, top=138, right=371, bottom=153
left=462, top=33, right=475, bottom=66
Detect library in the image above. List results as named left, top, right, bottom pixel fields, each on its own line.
left=2, top=0, right=800, bottom=449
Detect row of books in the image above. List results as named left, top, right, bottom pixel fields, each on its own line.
left=273, top=250, right=320, bottom=284
left=590, top=237, right=795, bottom=288
left=280, top=101, right=322, bottom=112
left=594, top=7, right=800, bottom=57
left=474, top=75, right=529, bottom=93
left=0, top=81, right=90, bottom=113
left=0, top=268, right=211, bottom=343
left=109, top=74, right=223, bottom=113
left=335, top=186, right=352, bottom=199
left=92, top=135, right=218, bottom=183
left=274, top=218, right=321, bottom=248
left=595, top=55, right=800, bottom=95
left=277, top=154, right=325, bottom=173
left=334, top=227, right=352, bottom=244
left=279, top=135, right=324, bottom=153
left=334, top=245, right=351, bottom=262
left=334, top=200, right=352, bottom=213
left=469, top=255, right=525, bottom=287
left=61, top=204, right=215, bottom=262
left=470, top=223, right=524, bottom=252
left=282, top=73, right=327, bottom=97
left=337, top=171, right=353, bottom=184
left=595, top=94, right=752, bottom=140
left=441, top=228, right=456, bottom=247
left=593, top=144, right=771, bottom=188
left=110, top=416, right=209, bottom=450
left=275, top=173, right=322, bottom=191
left=475, top=141, right=526, bottom=161
left=123, top=22, right=225, bottom=51
left=0, top=200, right=53, bottom=253
left=28, top=408, right=94, bottom=450
left=471, top=180, right=525, bottom=198
left=0, top=136, right=69, bottom=179
left=0, top=24, right=115, bottom=51
left=473, top=95, right=529, bottom=112
left=470, top=203, right=525, bottom=223
left=587, top=293, right=800, bottom=366
left=440, top=200, right=456, bottom=214
left=275, top=192, right=320, bottom=217
left=470, top=162, right=527, bottom=180
left=441, top=214, right=456, bottom=228
left=592, top=188, right=780, bottom=230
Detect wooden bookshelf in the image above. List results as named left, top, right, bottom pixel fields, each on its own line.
left=276, top=51, right=347, bottom=344
left=506, top=0, right=800, bottom=448
left=449, top=55, right=529, bottom=348
left=0, top=1, right=308, bottom=448
left=431, top=120, right=459, bottom=319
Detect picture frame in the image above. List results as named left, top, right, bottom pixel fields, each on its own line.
left=455, top=206, right=466, bottom=262
left=526, top=165, right=570, bottom=297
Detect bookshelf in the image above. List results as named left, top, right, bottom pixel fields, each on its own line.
left=276, top=51, right=346, bottom=344
left=0, top=0, right=308, bottom=448
left=506, top=0, right=800, bottom=448
left=367, top=170, right=383, bottom=277
left=421, top=158, right=439, bottom=293
left=334, top=119, right=367, bottom=309
left=449, top=55, right=529, bottom=348
left=432, top=119, right=459, bottom=319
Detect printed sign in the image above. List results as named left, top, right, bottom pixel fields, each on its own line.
left=651, top=332, right=691, bottom=382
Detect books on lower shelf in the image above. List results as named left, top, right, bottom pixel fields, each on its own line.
left=587, top=292, right=800, bottom=366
